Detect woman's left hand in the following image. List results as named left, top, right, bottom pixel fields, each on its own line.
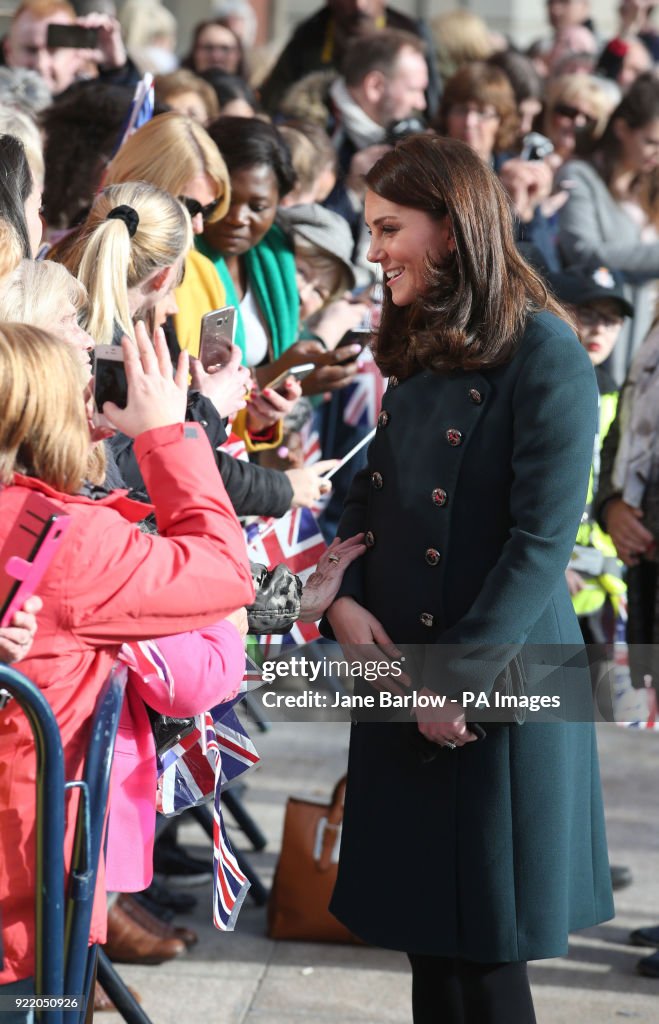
left=415, top=693, right=478, bottom=748
left=246, top=378, right=302, bottom=432
left=299, top=534, right=367, bottom=622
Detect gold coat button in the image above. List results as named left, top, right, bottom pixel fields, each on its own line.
left=446, top=428, right=462, bottom=446
left=389, top=376, right=399, bottom=388
left=378, top=411, right=390, bottom=428
left=365, top=531, right=376, bottom=548
left=468, top=388, right=483, bottom=404
left=432, top=488, right=448, bottom=507
left=425, top=548, right=441, bottom=566
left=420, top=612, right=434, bottom=628
left=371, top=472, right=383, bottom=490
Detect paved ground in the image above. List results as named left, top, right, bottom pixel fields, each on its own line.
left=99, top=720, right=659, bottom=1023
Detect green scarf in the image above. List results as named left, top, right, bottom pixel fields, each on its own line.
left=196, top=223, right=299, bottom=366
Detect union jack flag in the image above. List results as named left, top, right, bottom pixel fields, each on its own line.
left=120, top=641, right=261, bottom=930
left=220, top=431, right=249, bottom=462
left=343, top=350, right=387, bottom=429
left=111, top=73, right=154, bottom=158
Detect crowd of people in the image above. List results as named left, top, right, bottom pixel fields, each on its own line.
left=1, top=0, right=659, bottom=1021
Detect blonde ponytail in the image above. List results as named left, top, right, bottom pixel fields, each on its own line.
left=59, top=181, right=193, bottom=348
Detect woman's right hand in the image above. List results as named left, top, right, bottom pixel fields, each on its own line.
left=326, top=596, right=397, bottom=653
left=603, top=497, right=654, bottom=565
left=102, top=322, right=189, bottom=437
left=190, top=344, right=252, bottom=419
left=326, top=596, right=408, bottom=694
left=285, top=461, right=338, bottom=507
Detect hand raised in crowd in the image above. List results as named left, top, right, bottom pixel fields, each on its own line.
left=246, top=377, right=303, bottom=433
left=190, top=343, right=252, bottom=420
left=101, top=322, right=189, bottom=437
left=499, top=158, right=554, bottom=224
left=311, top=296, right=371, bottom=351
left=285, top=460, right=338, bottom=508
left=281, top=340, right=363, bottom=395
left=0, top=596, right=43, bottom=664
left=604, top=497, right=655, bottom=565
left=299, top=534, right=367, bottom=622
left=77, top=12, right=127, bottom=70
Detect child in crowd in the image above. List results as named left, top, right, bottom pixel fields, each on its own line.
left=548, top=267, right=631, bottom=643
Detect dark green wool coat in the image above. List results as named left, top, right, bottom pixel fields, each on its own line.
left=328, top=311, right=614, bottom=962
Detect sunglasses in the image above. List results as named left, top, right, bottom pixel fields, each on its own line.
left=178, top=195, right=221, bottom=221
left=553, top=104, right=597, bottom=131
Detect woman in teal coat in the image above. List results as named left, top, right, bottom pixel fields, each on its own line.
left=324, top=136, right=614, bottom=1024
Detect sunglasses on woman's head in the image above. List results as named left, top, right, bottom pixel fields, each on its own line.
left=178, top=195, right=221, bottom=221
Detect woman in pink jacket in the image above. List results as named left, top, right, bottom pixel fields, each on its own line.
left=0, top=323, right=255, bottom=991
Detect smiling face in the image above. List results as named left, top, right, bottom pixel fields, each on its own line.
left=202, top=163, right=279, bottom=256
left=364, top=191, right=452, bottom=306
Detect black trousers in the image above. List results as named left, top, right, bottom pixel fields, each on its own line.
left=408, top=953, right=537, bottom=1024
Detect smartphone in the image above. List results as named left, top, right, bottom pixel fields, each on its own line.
left=46, top=23, right=100, bottom=49
left=199, top=306, right=236, bottom=371
left=94, top=345, right=128, bottom=425
left=264, top=362, right=316, bottom=395
left=336, top=328, right=371, bottom=363
left=519, top=132, right=554, bottom=162
left=0, top=492, right=70, bottom=628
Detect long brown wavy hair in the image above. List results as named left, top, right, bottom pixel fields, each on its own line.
left=366, top=135, right=572, bottom=378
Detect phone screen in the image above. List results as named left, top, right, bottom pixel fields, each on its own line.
left=94, top=354, right=128, bottom=412
left=46, top=24, right=99, bottom=49
left=336, top=329, right=371, bottom=363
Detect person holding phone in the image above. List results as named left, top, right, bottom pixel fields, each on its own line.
left=200, top=116, right=364, bottom=401
left=3, top=0, right=132, bottom=97
left=0, top=321, right=255, bottom=1004
left=323, top=136, right=613, bottom=1024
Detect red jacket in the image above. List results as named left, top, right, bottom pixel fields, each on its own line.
left=0, top=423, right=254, bottom=983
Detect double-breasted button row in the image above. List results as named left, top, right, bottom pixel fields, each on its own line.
left=468, top=388, right=483, bottom=404
left=378, top=411, right=389, bottom=428
left=446, top=428, right=462, bottom=446
left=371, top=472, right=383, bottom=490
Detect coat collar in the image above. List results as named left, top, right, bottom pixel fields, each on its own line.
left=10, top=473, right=154, bottom=523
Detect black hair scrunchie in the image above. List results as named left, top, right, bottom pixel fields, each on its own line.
left=106, top=204, right=139, bottom=237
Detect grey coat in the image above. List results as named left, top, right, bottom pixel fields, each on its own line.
left=556, top=159, right=659, bottom=384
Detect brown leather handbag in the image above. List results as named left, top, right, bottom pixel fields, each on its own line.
left=267, top=775, right=360, bottom=943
